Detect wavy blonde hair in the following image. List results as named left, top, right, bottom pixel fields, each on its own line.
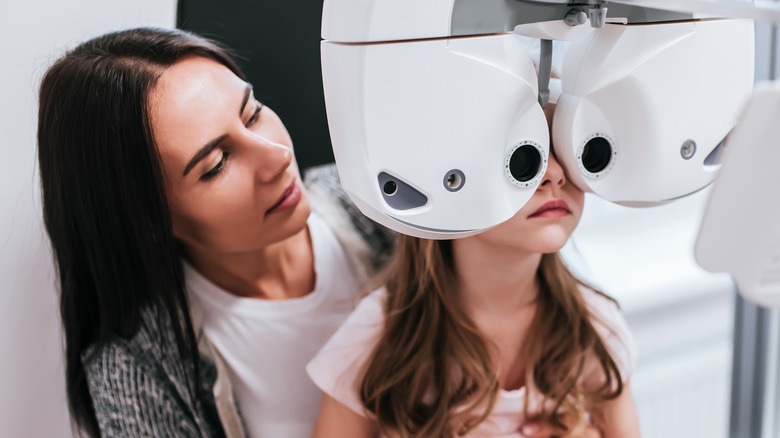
left=359, top=235, right=623, bottom=437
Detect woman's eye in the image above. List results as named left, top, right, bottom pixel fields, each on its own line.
left=200, top=151, right=229, bottom=182
left=246, top=102, right=263, bottom=128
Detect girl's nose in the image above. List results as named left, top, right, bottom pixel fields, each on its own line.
left=540, top=147, right=566, bottom=188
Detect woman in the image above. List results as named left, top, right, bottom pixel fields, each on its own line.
left=307, top=104, right=641, bottom=437
left=37, top=27, right=394, bottom=437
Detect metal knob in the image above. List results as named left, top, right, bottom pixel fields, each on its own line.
left=565, top=9, right=588, bottom=27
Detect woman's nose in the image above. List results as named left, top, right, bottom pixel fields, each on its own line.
left=540, top=147, right=566, bottom=188
left=248, top=134, right=293, bottom=183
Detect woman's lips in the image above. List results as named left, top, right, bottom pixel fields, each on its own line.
left=529, top=199, right=571, bottom=219
left=266, top=180, right=301, bottom=215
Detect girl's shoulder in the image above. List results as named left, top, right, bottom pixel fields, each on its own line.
left=578, top=285, right=621, bottom=321
left=309, top=287, right=387, bottom=360
left=306, top=288, right=388, bottom=416
left=578, top=285, right=639, bottom=383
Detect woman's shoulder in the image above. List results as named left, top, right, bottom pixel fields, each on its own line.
left=81, top=305, right=222, bottom=436
left=81, top=330, right=162, bottom=402
left=303, top=164, right=397, bottom=272
left=81, top=305, right=215, bottom=398
left=82, top=306, right=166, bottom=369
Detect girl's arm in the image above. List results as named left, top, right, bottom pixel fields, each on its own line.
left=590, top=382, right=641, bottom=438
left=521, top=419, right=602, bottom=437
left=312, top=393, right=378, bottom=438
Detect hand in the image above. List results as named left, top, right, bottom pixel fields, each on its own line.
left=521, top=418, right=602, bottom=438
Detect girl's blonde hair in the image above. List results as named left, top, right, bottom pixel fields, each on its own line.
left=359, top=235, right=623, bottom=437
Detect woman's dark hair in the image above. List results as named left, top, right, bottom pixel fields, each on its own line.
left=37, top=27, right=243, bottom=436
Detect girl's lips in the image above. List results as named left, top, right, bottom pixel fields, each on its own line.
left=266, top=180, right=301, bottom=215
left=529, top=199, right=571, bottom=218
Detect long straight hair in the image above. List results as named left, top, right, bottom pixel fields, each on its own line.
left=37, top=28, right=244, bottom=436
left=359, top=235, right=623, bottom=437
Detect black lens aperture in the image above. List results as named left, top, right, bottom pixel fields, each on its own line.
left=509, top=144, right=542, bottom=183
left=581, top=137, right=612, bottom=174
left=383, top=180, right=398, bottom=196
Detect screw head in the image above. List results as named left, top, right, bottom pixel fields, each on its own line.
left=681, top=140, right=697, bottom=160
left=443, top=169, right=465, bottom=192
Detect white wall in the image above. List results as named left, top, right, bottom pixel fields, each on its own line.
left=566, top=191, right=736, bottom=438
left=0, top=2, right=175, bottom=435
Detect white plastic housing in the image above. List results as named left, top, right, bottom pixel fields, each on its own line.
left=321, top=0, right=454, bottom=42
left=322, top=34, right=549, bottom=239
left=696, top=81, right=780, bottom=307
left=553, top=19, right=755, bottom=206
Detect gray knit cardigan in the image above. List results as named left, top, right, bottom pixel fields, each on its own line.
left=81, top=165, right=396, bottom=437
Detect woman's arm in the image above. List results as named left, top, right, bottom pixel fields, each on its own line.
left=84, top=343, right=210, bottom=437
left=312, top=393, right=377, bottom=438
left=590, top=382, right=641, bottom=438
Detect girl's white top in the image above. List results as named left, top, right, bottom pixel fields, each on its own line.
left=186, top=213, right=361, bottom=438
left=307, top=285, right=638, bottom=437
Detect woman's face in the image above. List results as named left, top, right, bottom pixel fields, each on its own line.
left=149, top=56, right=311, bottom=254
left=472, top=104, right=584, bottom=255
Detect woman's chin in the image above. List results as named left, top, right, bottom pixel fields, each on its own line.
left=217, top=203, right=313, bottom=253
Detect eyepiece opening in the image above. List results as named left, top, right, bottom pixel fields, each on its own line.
left=509, top=144, right=542, bottom=183
left=581, top=136, right=613, bottom=174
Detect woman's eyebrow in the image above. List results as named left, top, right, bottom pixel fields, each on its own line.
left=183, top=134, right=228, bottom=177
left=240, top=83, right=253, bottom=116
left=182, top=84, right=254, bottom=177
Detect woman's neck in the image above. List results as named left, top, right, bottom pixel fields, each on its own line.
left=183, top=226, right=315, bottom=300
left=453, top=238, right=542, bottom=316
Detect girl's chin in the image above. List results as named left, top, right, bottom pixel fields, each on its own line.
left=530, top=243, right=568, bottom=255
left=525, top=233, right=572, bottom=254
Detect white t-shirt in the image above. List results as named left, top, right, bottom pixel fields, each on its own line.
left=307, top=286, right=638, bottom=437
left=186, top=213, right=361, bottom=438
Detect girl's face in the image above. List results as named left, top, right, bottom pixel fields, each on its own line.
left=149, top=56, right=311, bottom=254
left=472, top=106, right=584, bottom=255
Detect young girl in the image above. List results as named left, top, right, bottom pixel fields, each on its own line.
left=306, top=105, right=640, bottom=438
